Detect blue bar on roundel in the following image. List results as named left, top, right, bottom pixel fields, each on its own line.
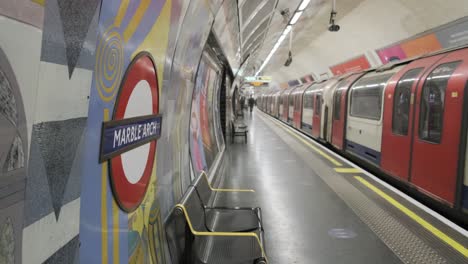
left=99, top=114, right=162, bottom=162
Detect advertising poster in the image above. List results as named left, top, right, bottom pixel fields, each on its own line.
left=377, top=45, right=407, bottom=63
left=377, top=17, right=468, bottom=64
left=330, top=55, right=371, bottom=75
left=190, top=59, right=208, bottom=173
left=400, top=34, right=442, bottom=58
left=199, top=65, right=215, bottom=167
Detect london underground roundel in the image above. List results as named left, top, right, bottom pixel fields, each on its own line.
left=99, top=52, right=162, bottom=212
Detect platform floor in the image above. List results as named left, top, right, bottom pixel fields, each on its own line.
left=216, top=109, right=468, bottom=264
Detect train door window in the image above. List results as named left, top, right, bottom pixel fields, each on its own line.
left=419, top=61, right=461, bottom=143
left=303, top=93, right=314, bottom=109
left=295, top=93, right=301, bottom=110
left=392, top=68, right=423, bottom=135
left=315, top=94, right=322, bottom=115
left=289, top=93, right=294, bottom=107
left=333, top=90, right=342, bottom=120
left=350, top=73, right=394, bottom=120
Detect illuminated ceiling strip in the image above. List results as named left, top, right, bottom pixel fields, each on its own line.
left=255, top=0, right=310, bottom=76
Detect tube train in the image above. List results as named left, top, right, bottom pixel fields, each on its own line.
left=257, top=46, right=468, bottom=225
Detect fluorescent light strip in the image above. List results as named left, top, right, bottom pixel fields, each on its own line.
left=256, top=0, right=311, bottom=76
left=283, top=25, right=292, bottom=36
left=298, top=0, right=311, bottom=11
left=290, top=11, right=303, bottom=25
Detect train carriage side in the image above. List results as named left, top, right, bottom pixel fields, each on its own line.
left=331, top=72, right=366, bottom=150
left=266, top=92, right=271, bottom=114
left=301, top=85, right=316, bottom=135
left=278, top=90, right=285, bottom=120
left=272, top=92, right=277, bottom=117
left=409, top=48, right=468, bottom=208
left=268, top=92, right=274, bottom=114
left=311, top=82, right=330, bottom=139
left=270, top=92, right=275, bottom=114
left=287, top=86, right=301, bottom=125
left=380, top=54, right=446, bottom=181
left=281, top=87, right=295, bottom=122
left=292, top=85, right=309, bottom=128
left=321, top=78, right=343, bottom=141
left=345, top=66, right=403, bottom=166
left=274, top=90, right=284, bottom=118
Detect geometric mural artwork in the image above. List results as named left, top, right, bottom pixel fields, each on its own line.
left=56, top=0, right=101, bottom=78
left=43, top=236, right=80, bottom=264
left=0, top=217, right=15, bottom=264
left=33, top=118, right=86, bottom=220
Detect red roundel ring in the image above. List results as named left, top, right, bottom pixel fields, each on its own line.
left=109, top=52, right=159, bottom=212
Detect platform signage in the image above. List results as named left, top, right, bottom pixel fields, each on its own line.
left=100, top=114, right=162, bottom=162
left=99, top=52, right=160, bottom=212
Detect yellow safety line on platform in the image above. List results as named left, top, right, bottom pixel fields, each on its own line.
left=335, top=168, right=361, bottom=173
left=101, top=109, right=110, bottom=264
left=259, top=112, right=343, bottom=167
left=201, top=171, right=255, bottom=192
left=175, top=204, right=268, bottom=261
left=355, top=176, right=468, bottom=257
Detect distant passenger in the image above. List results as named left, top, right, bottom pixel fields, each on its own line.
left=240, top=96, right=246, bottom=110
left=248, top=96, right=255, bottom=113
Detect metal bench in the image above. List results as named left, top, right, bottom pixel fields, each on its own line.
left=192, top=172, right=263, bottom=233
left=231, top=120, right=248, bottom=143
left=165, top=185, right=268, bottom=264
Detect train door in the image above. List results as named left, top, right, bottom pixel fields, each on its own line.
left=331, top=89, right=345, bottom=149
left=293, top=91, right=302, bottom=128
left=410, top=50, right=468, bottom=205
left=279, top=95, right=284, bottom=119
left=331, top=74, right=362, bottom=150
left=302, top=90, right=314, bottom=134
left=323, top=106, right=328, bottom=139
left=276, top=91, right=283, bottom=118
left=381, top=55, right=444, bottom=180
left=282, top=91, right=289, bottom=122
left=288, top=90, right=295, bottom=124
left=312, top=92, right=322, bottom=138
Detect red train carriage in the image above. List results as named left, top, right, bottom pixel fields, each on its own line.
left=259, top=46, right=468, bottom=219
left=281, top=87, right=296, bottom=122
left=292, top=85, right=309, bottom=128
left=331, top=72, right=365, bottom=150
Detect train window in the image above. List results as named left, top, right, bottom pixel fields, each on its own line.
left=295, top=94, right=301, bottom=110
left=315, top=94, right=322, bottom=115
left=392, top=68, right=423, bottom=135
left=419, top=61, right=461, bottom=143
left=333, top=90, right=342, bottom=120
left=350, top=73, right=394, bottom=120
left=289, top=94, right=294, bottom=106
left=303, top=93, right=314, bottom=109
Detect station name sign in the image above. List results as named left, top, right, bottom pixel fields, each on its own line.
left=99, top=114, right=162, bottom=162
left=245, top=76, right=272, bottom=83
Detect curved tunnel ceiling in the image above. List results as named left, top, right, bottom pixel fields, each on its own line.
left=246, top=0, right=468, bottom=84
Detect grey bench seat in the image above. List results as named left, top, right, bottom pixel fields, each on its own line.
left=166, top=172, right=267, bottom=263
left=231, top=120, right=248, bottom=143
left=191, top=172, right=262, bottom=233
left=165, top=186, right=267, bottom=264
